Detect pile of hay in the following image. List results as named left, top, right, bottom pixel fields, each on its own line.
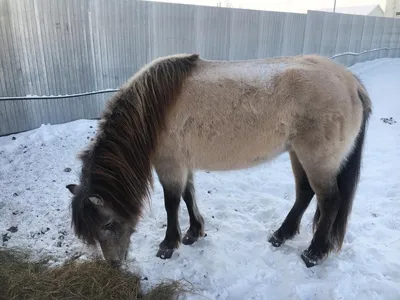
left=0, top=248, right=186, bottom=300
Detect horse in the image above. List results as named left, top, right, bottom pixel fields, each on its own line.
left=66, top=53, right=371, bottom=268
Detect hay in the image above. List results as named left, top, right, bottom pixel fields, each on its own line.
left=0, top=248, right=186, bottom=300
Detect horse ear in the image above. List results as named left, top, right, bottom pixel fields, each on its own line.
left=66, top=184, right=79, bottom=195
left=89, top=196, right=104, bottom=206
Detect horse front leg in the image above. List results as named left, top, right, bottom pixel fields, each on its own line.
left=155, top=162, right=188, bottom=259
left=181, top=171, right=205, bottom=245
left=156, top=183, right=183, bottom=259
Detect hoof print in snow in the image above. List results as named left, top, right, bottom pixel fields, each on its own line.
left=12, top=210, right=23, bottom=215
left=90, top=126, right=93, bottom=128
left=58, top=230, right=67, bottom=240
left=41, top=227, right=50, bottom=234
left=87, top=137, right=90, bottom=139
left=12, top=136, right=16, bottom=140
left=2, top=233, right=11, bottom=244
left=64, top=167, right=72, bottom=172
left=380, top=117, right=396, bottom=125
left=207, top=190, right=212, bottom=194
left=57, top=241, right=62, bottom=247
left=13, top=193, right=19, bottom=197
left=30, top=228, right=50, bottom=238
left=7, top=226, right=18, bottom=233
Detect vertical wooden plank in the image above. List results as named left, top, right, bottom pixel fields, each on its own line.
left=303, top=10, right=325, bottom=55
left=228, top=8, right=260, bottom=60
left=195, top=5, right=231, bottom=60
left=333, top=13, right=353, bottom=66
left=257, top=11, right=285, bottom=58
left=149, top=1, right=196, bottom=59
left=319, top=12, right=340, bottom=58
left=358, top=16, right=376, bottom=63
left=346, top=14, right=365, bottom=66
left=387, top=18, right=398, bottom=58
left=0, top=101, right=11, bottom=136
left=379, top=17, right=395, bottom=59
left=281, top=13, right=306, bottom=56
left=368, top=16, right=385, bottom=61
left=394, top=19, right=400, bottom=58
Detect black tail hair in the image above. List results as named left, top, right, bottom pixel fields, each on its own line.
left=331, top=76, right=372, bottom=250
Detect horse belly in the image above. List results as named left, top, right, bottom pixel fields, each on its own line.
left=165, top=111, right=290, bottom=171
left=191, top=134, right=287, bottom=171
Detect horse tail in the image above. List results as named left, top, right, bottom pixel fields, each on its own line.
left=331, top=74, right=372, bottom=250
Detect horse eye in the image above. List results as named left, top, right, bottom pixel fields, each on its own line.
left=102, top=221, right=115, bottom=230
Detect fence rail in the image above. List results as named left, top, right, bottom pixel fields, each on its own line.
left=1, top=0, right=400, bottom=135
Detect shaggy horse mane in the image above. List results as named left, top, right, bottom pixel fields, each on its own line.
left=71, top=54, right=199, bottom=244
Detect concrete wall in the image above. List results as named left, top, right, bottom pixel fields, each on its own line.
left=1, top=0, right=400, bottom=135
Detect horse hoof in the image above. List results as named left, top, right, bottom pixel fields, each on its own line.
left=182, top=233, right=198, bottom=245
left=156, top=248, right=174, bottom=259
left=268, top=233, right=284, bottom=247
left=301, top=250, right=318, bottom=268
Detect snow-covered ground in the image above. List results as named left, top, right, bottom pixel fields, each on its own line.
left=1, top=58, right=399, bottom=300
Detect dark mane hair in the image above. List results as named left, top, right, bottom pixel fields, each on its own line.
left=71, top=54, right=199, bottom=245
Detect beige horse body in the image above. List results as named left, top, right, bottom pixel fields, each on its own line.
left=156, top=55, right=362, bottom=173
left=67, top=54, right=371, bottom=268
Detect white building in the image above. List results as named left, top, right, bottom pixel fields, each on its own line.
left=385, top=0, right=400, bottom=18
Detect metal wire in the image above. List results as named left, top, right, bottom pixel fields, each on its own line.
left=0, top=89, right=119, bottom=101
left=330, top=46, right=400, bottom=59
left=1, top=46, right=399, bottom=102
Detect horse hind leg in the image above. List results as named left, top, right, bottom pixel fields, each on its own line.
left=269, top=151, right=315, bottom=247
left=181, top=171, right=205, bottom=245
left=292, top=145, right=345, bottom=268
left=300, top=170, right=342, bottom=268
left=155, top=163, right=188, bottom=259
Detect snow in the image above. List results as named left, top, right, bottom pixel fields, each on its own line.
left=1, top=58, right=399, bottom=299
